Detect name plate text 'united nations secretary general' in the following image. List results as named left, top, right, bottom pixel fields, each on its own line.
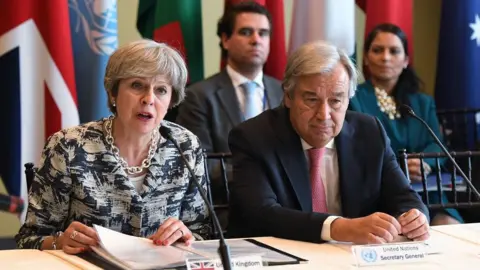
left=351, top=241, right=427, bottom=266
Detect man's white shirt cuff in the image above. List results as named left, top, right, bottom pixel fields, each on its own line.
left=321, top=215, right=340, bottom=241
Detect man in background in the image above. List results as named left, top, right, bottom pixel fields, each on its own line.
left=176, top=1, right=283, bottom=231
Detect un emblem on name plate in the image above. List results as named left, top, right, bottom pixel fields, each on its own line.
left=361, top=248, right=377, bottom=263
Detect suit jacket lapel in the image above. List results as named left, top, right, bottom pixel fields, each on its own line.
left=274, top=107, right=312, bottom=211
left=336, top=117, right=364, bottom=217
left=263, top=76, right=282, bottom=109
left=215, top=70, right=243, bottom=125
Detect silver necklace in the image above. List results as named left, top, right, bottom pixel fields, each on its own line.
left=104, top=116, right=159, bottom=174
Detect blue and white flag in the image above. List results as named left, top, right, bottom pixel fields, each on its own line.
left=69, top=0, right=118, bottom=123
left=435, top=0, right=480, bottom=110
left=435, top=0, right=480, bottom=149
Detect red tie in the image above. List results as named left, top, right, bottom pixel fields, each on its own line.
left=308, top=147, right=328, bottom=213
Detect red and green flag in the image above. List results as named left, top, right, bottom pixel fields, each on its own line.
left=137, top=0, right=204, bottom=84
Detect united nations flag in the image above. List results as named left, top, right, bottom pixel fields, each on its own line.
left=68, top=0, right=118, bottom=123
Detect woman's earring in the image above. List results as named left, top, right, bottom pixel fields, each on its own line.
left=112, top=101, right=116, bottom=107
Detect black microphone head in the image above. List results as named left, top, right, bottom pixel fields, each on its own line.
left=400, top=104, right=415, bottom=116
left=159, top=125, right=173, bottom=139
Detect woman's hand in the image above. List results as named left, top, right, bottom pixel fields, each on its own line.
left=407, top=159, right=423, bottom=182
left=149, top=217, right=194, bottom=246
left=61, top=221, right=99, bottom=254
left=407, top=159, right=431, bottom=183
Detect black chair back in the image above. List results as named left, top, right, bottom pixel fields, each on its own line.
left=437, top=108, right=480, bottom=151
left=24, top=162, right=35, bottom=192
left=203, top=152, right=232, bottom=239
left=398, top=149, right=480, bottom=211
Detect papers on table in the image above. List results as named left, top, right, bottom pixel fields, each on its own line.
left=92, top=225, right=198, bottom=270
left=91, top=225, right=307, bottom=269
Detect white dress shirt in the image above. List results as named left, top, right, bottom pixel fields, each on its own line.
left=226, top=65, right=266, bottom=115
left=301, top=138, right=342, bottom=241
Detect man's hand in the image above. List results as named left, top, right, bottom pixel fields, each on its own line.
left=398, top=209, right=430, bottom=241
left=330, top=212, right=402, bottom=244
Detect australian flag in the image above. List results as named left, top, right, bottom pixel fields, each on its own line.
left=435, top=0, right=480, bottom=150
left=68, top=0, right=118, bottom=123
left=0, top=1, right=80, bottom=218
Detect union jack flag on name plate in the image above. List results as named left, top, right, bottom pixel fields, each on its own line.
left=188, top=261, right=217, bottom=270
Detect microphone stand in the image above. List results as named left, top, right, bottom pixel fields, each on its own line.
left=401, top=104, right=480, bottom=200
left=162, top=128, right=232, bottom=270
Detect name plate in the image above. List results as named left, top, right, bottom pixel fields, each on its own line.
left=352, top=242, right=427, bottom=266
left=186, top=255, right=263, bottom=269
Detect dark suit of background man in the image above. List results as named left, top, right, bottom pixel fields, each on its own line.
left=228, top=40, right=430, bottom=244
left=176, top=1, right=283, bottom=229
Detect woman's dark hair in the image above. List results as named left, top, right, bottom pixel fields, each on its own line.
left=364, top=23, right=424, bottom=117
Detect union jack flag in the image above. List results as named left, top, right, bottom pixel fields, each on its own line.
left=0, top=0, right=79, bottom=220
left=189, top=261, right=216, bottom=270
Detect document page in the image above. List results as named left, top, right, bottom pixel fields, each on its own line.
left=93, top=225, right=190, bottom=270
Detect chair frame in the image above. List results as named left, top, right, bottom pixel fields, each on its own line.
left=203, top=151, right=232, bottom=239
left=436, top=108, right=480, bottom=151
left=398, top=149, right=480, bottom=210
left=24, top=162, right=35, bottom=192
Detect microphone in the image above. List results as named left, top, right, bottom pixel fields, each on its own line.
left=400, top=104, right=480, bottom=199
left=0, top=193, right=24, bottom=214
left=160, top=126, right=232, bottom=270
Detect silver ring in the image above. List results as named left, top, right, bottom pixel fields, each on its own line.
left=70, top=230, right=78, bottom=240
left=177, top=229, right=184, bottom=237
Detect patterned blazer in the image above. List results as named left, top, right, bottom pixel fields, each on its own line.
left=15, top=119, right=210, bottom=249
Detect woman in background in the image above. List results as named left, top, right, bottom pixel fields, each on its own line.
left=349, top=23, right=463, bottom=225
left=16, top=39, right=210, bottom=253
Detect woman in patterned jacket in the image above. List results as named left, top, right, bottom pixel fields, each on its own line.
left=15, top=39, right=210, bottom=254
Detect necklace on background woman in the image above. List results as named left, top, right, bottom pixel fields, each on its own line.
left=374, top=87, right=401, bottom=120
left=104, top=115, right=159, bottom=174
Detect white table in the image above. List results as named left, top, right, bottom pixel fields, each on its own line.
left=0, top=249, right=82, bottom=269
left=4, top=224, right=480, bottom=269
left=432, top=223, right=480, bottom=245
left=255, top=229, right=480, bottom=269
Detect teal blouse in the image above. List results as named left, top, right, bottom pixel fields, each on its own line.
left=349, top=81, right=444, bottom=168
left=349, top=82, right=465, bottom=223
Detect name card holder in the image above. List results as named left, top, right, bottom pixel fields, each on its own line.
left=186, top=255, right=264, bottom=270
left=351, top=241, right=427, bottom=267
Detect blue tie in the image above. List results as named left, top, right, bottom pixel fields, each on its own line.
left=241, top=81, right=261, bottom=120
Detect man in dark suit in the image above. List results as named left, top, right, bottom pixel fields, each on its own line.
left=177, top=1, right=283, bottom=154
left=176, top=1, right=283, bottom=229
left=228, top=40, right=430, bottom=244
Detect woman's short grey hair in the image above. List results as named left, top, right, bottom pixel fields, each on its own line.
left=282, top=40, right=359, bottom=99
left=104, top=39, right=188, bottom=113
